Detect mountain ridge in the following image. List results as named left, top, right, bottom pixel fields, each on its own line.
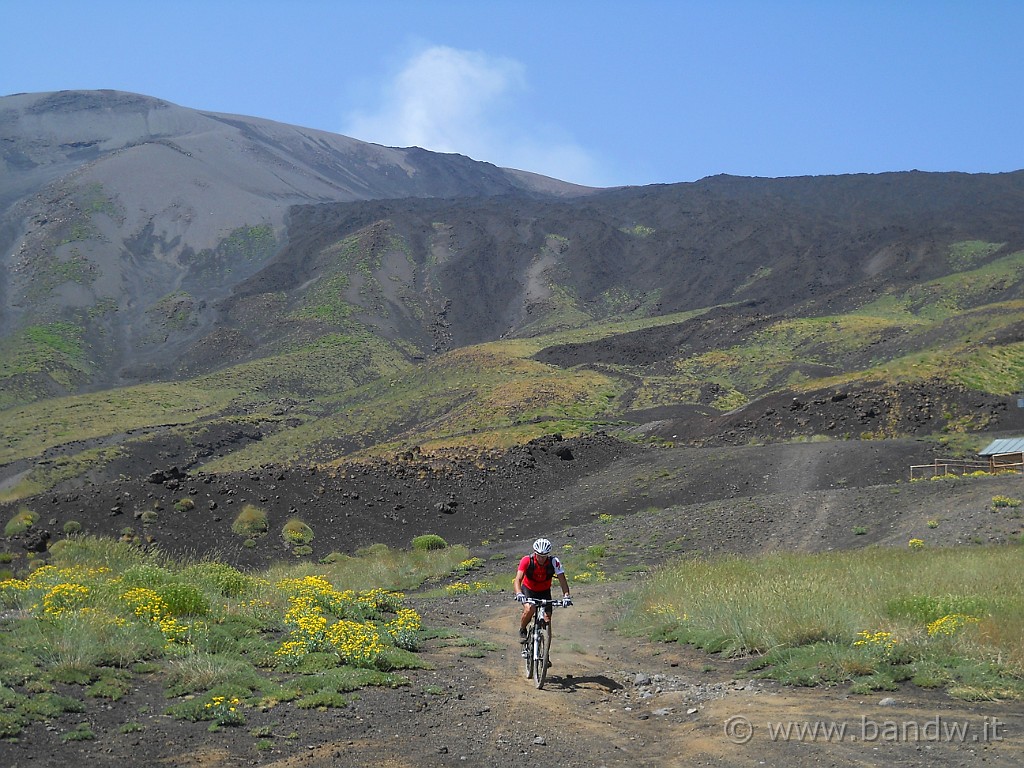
left=4, top=90, right=1024, bottom=499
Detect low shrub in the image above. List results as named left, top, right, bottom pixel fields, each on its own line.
left=173, top=498, right=196, bottom=512
left=5, top=508, right=38, bottom=536
left=232, top=505, right=269, bottom=537
left=412, top=534, right=448, bottom=552
left=282, top=519, right=314, bottom=546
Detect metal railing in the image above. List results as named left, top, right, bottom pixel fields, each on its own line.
left=909, top=457, right=1024, bottom=481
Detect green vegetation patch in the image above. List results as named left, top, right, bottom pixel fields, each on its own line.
left=621, top=546, right=1024, bottom=700
left=5, top=507, right=39, bottom=536
left=412, top=534, right=448, bottom=552
left=0, top=322, right=91, bottom=404
left=0, top=382, right=237, bottom=468
left=0, top=535, right=472, bottom=739
left=282, top=519, right=314, bottom=546
left=948, top=240, right=1005, bottom=270
left=232, top=505, right=269, bottom=538
left=23, top=249, right=96, bottom=301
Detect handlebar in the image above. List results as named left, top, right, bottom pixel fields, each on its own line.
left=515, top=596, right=573, bottom=607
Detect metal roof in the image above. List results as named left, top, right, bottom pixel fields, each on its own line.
left=979, top=438, right=1024, bottom=456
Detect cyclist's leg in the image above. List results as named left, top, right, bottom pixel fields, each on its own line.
left=519, top=604, right=535, bottom=633
left=520, top=586, right=550, bottom=632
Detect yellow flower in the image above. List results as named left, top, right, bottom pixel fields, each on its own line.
left=853, top=629, right=898, bottom=653
left=927, top=614, right=980, bottom=637
left=41, top=583, right=90, bottom=618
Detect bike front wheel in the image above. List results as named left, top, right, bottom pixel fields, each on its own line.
left=523, top=628, right=534, bottom=679
left=534, top=626, right=549, bottom=689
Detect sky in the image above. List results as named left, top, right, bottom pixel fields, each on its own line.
left=2, top=1, right=1022, bottom=188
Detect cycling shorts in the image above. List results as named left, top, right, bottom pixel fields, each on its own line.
left=522, top=585, right=552, bottom=601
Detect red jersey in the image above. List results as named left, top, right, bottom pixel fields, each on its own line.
left=518, top=554, right=564, bottom=592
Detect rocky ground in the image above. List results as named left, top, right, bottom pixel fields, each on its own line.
left=3, top=432, right=1024, bottom=766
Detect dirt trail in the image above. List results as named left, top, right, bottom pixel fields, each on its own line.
left=391, top=584, right=1024, bottom=768
left=4, top=584, right=1022, bottom=768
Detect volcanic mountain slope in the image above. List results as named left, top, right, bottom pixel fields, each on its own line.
left=0, top=89, right=590, bottom=399
left=4, top=89, right=1024, bottom=499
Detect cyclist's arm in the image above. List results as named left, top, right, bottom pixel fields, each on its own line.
left=556, top=572, right=570, bottom=598
left=513, top=568, right=526, bottom=597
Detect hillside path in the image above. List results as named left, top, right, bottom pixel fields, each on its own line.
left=9, top=583, right=1021, bottom=768
left=265, top=583, right=1024, bottom=768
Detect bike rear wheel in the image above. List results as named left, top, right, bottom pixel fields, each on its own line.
left=534, top=626, right=550, bottom=689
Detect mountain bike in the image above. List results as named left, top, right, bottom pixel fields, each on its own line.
left=516, top=596, right=572, bottom=689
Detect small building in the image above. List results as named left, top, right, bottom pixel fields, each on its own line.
left=978, top=438, right=1024, bottom=473
left=910, top=437, right=1024, bottom=480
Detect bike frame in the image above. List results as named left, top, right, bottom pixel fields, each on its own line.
left=518, top=597, right=570, bottom=689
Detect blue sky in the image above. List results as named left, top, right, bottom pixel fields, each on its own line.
left=3, top=1, right=1022, bottom=187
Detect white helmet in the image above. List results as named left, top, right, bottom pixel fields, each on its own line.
left=532, top=538, right=553, bottom=555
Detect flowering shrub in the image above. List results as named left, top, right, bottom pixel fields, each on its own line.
left=992, top=495, right=1022, bottom=509
left=385, top=608, right=423, bottom=650
left=122, top=587, right=167, bottom=623
left=853, top=630, right=898, bottom=655
left=282, top=518, right=314, bottom=545
left=454, top=557, right=485, bottom=574
left=281, top=596, right=330, bottom=652
left=927, top=613, right=981, bottom=638
left=273, top=577, right=413, bottom=667
left=356, top=588, right=404, bottom=614
left=326, top=620, right=385, bottom=667
left=204, top=696, right=244, bottom=726
left=444, top=581, right=492, bottom=595
left=573, top=570, right=607, bottom=583
left=120, top=587, right=193, bottom=646
left=908, top=538, right=925, bottom=550
left=41, top=583, right=90, bottom=618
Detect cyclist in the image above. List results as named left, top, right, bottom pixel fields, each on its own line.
left=513, top=537, right=571, bottom=643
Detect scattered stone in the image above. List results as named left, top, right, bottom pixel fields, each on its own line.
left=878, top=697, right=897, bottom=707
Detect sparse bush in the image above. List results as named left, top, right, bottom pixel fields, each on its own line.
left=156, top=582, right=210, bottom=617
left=60, top=723, right=96, bottom=742
left=173, top=497, right=196, bottom=513
left=412, top=534, right=448, bottom=552
left=5, top=508, right=38, bottom=536
left=232, top=504, right=269, bottom=537
left=281, top=519, right=314, bottom=546
left=63, top=520, right=82, bottom=535
left=182, top=561, right=254, bottom=598
left=992, top=495, right=1022, bottom=509
left=140, top=510, right=159, bottom=524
